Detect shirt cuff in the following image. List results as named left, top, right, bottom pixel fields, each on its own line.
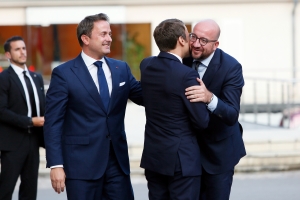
left=207, top=94, right=218, bottom=112
left=50, top=165, right=64, bottom=169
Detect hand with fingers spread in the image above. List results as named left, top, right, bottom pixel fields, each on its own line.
left=185, top=78, right=213, bottom=103
left=50, top=168, right=66, bottom=194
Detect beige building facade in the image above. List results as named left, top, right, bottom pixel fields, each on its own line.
left=0, top=0, right=299, bottom=80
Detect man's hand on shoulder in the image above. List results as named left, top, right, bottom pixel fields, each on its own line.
left=50, top=167, right=66, bottom=194
left=185, top=78, right=212, bottom=103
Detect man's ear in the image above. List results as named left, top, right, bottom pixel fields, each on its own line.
left=81, top=35, right=90, bottom=45
left=178, top=36, right=186, bottom=46
left=4, top=52, right=11, bottom=60
left=213, top=41, right=219, bottom=50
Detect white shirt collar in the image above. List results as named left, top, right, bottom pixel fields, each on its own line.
left=81, top=51, right=106, bottom=67
left=10, top=63, right=28, bottom=75
left=167, top=52, right=182, bottom=63
left=194, top=51, right=215, bottom=67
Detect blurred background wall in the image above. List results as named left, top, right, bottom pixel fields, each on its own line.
left=0, top=0, right=298, bottom=80
left=0, top=0, right=299, bottom=127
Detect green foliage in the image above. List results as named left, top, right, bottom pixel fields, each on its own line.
left=0, top=45, right=4, bottom=54
left=124, top=32, right=145, bottom=80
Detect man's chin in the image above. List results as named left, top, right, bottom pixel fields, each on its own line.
left=191, top=52, right=202, bottom=60
left=103, top=50, right=111, bottom=55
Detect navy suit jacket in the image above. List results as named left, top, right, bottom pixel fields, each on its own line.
left=44, top=54, right=142, bottom=180
left=140, top=52, right=209, bottom=177
left=0, top=66, right=45, bottom=150
left=183, top=48, right=246, bottom=174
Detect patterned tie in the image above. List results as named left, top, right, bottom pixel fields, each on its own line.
left=23, top=71, right=37, bottom=117
left=194, top=61, right=206, bottom=79
left=94, top=61, right=110, bottom=110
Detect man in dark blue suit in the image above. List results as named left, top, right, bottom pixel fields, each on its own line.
left=140, top=19, right=210, bottom=200
left=44, top=13, right=142, bottom=200
left=183, top=19, right=246, bottom=200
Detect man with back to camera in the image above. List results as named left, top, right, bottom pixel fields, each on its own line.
left=139, top=18, right=210, bottom=200
left=0, top=36, right=45, bottom=200
left=43, top=13, right=143, bottom=200
left=183, top=19, right=246, bottom=200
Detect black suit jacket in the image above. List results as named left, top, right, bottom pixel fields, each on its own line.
left=140, top=52, right=209, bottom=176
left=0, top=66, right=45, bottom=151
left=183, top=48, right=246, bottom=174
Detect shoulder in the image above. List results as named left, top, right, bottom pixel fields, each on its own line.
left=53, top=57, right=78, bottom=72
left=140, top=56, right=155, bottom=66
left=218, top=49, right=240, bottom=66
left=105, top=57, right=127, bottom=66
left=0, top=67, right=12, bottom=80
left=0, top=68, right=9, bottom=77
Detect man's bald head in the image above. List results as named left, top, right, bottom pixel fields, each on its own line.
left=193, top=19, right=221, bottom=41
left=189, top=19, right=220, bottom=60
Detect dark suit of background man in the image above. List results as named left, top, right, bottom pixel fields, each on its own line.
left=44, top=13, right=142, bottom=200
left=140, top=19, right=210, bottom=200
left=0, top=36, right=45, bottom=200
left=183, top=19, right=246, bottom=200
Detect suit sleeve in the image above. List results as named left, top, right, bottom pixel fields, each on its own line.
left=0, top=73, right=31, bottom=129
left=36, top=73, right=46, bottom=115
left=213, top=63, right=244, bottom=126
left=126, top=63, right=143, bottom=105
left=182, top=70, right=210, bottom=130
left=44, top=67, right=68, bottom=167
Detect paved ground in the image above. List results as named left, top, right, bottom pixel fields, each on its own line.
left=12, top=170, right=300, bottom=200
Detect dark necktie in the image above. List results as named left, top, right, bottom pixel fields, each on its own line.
left=94, top=61, right=110, bottom=110
left=23, top=71, right=37, bottom=117
left=194, top=61, right=201, bottom=70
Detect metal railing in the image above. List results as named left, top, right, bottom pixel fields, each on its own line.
left=240, top=77, right=300, bottom=129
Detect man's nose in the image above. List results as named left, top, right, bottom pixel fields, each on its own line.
left=106, top=35, right=112, bottom=41
left=21, top=49, right=26, bottom=54
left=192, top=39, right=201, bottom=47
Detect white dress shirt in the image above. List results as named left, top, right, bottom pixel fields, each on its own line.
left=11, top=64, right=40, bottom=117
left=194, top=51, right=218, bottom=112
left=81, top=51, right=112, bottom=96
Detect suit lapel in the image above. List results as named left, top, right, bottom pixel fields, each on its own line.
left=105, top=57, right=120, bottom=113
left=29, top=71, right=45, bottom=114
left=202, top=49, right=221, bottom=87
left=71, top=55, right=106, bottom=112
left=8, top=66, right=26, bottom=102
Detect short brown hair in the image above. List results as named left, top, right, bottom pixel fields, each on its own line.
left=77, top=13, right=109, bottom=47
left=153, top=19, right=187, bottom=52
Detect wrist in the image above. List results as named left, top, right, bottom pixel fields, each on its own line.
left=207, top=93, right=214, bottom=104
left=29, top=117, right=34, bottom=127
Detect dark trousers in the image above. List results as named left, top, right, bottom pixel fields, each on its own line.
left=65, top=143, right=134, bottom=200
left=0, top=134, right=40, bottom=200
left=145, top=156, right=201, bottom=200
left=200, top=167, right=234, bottom=200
